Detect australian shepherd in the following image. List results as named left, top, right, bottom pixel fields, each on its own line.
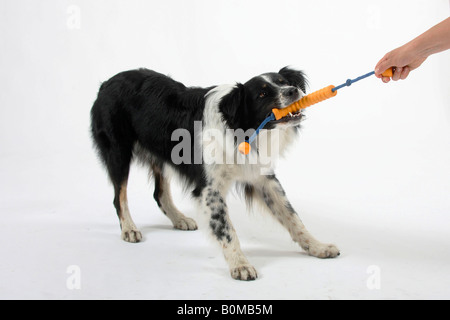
left=90, top=67, right=339, bottom=281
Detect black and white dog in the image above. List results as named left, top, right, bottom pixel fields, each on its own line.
left=90, top=67, right=339, bottom=281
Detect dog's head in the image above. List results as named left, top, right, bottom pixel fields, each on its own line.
left=218, top=67, right=308, bottom=131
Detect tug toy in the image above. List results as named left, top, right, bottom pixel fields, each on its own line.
left=238, top=68, right=394, bottom=155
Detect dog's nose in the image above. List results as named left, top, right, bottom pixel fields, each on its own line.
left=283, top=87, right=298, bottom=97
left=287, top=88, right=296, bottom=96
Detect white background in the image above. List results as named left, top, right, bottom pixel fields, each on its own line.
left=0, top=0, right=449, bottom=300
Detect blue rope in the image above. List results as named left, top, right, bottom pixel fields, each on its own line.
left=332, top=71, right=375, bottom=92
left=246, top=113, right=275, bottom=145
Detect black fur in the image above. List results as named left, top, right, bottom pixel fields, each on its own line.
left=279, top=66, right=308, bottom=93
left=91, top=69, right=212, bottom=197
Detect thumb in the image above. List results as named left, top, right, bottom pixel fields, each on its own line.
left=375, top=50, right=397, bottom=77
left=375, top=58, right=392, bottom=78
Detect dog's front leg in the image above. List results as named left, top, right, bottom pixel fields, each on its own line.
left=254, top=175, right=340, bottom=258
left=199, top=182, right=257, bottom=281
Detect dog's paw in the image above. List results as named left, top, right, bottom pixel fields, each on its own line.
left=306, top=242, right=340, bottom=259
left=173, top=217, right=198, bottom=231
left=121, top=229, right=143, bottom=243
left=230, top=265, right=258, bottom=281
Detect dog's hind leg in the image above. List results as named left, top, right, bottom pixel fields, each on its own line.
left=108, top=145, right=142, bottom=243
left=113, top=178, right=142, bottom=243
left=249, top=175, right=339, bottom=258
left=151, top=164, right=197, bottom=230
left=91, top=94, right=142, bottom=242
left=92, top=132, right=141, bottom=242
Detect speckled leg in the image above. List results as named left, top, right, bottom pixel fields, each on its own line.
left=198, top=180, right=257, bottom=281
left=249, top=175, right=340, bottom=258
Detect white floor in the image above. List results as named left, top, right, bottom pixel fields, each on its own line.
left=1, top=150, right=449, bottom=300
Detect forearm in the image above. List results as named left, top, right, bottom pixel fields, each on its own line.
left=408, top=17, right=450, bottom=58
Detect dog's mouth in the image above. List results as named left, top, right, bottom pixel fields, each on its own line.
left=270, top=95, right=304, bottom=124
left=270, top=109, right=303, bottom=124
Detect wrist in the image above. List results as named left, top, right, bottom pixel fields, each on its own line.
left=406, top=37, right=433, bottom=60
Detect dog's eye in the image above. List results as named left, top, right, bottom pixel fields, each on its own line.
left=259, top=92, right=266, bottom=98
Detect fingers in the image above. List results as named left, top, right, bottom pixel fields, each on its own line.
left=390, top=66, right=411, bottom=81
left=375, top=47, right=413, bottom=83
left=378, top=65, right=411, bottom=83
left=392, top=67, right=402, bottom=81
left=400, top=66, right=410, bottom=80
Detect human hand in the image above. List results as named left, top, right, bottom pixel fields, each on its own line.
left=375, top=43, right=427, bottom=83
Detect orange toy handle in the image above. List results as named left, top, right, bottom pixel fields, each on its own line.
left=272, top=85, right=337, bottom=120
left=381, top=67, right=393, bottom=77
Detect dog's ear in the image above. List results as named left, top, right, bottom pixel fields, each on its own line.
left=219, top=83, right=247, bottom=129
left=279, top=67, right=308, bottom=93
